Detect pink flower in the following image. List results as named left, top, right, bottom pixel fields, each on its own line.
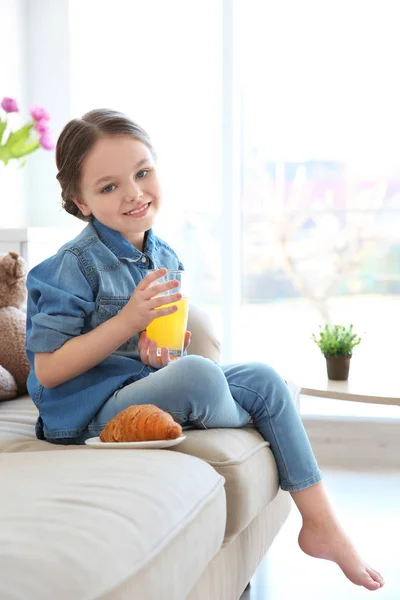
left=1, top=97, right=19, bottom=113
left=34, top=119, right=49, bottom=134
left=30, top=105, right=50, bottom=122
left=39, top=132, right=55, bottom=151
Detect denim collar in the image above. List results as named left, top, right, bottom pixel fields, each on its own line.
left=92, top=218, right=156, bottom=261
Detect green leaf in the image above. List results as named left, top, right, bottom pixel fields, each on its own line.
left=2, top=121, right=39, bottom=162
left=10, top=139, right=40, bottom=159
left=0, top=144, right=10, bottom=164
left=4, top=123, right=33, bottom=147
left=0, top=119, right=7, bottom=145
left=312, top=323, right=362, bottom=356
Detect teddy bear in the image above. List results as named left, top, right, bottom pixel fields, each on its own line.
left=0, top=252, right=30, bottom=401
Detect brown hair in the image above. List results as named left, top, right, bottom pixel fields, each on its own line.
left=56, top=109, right=156, bottom=221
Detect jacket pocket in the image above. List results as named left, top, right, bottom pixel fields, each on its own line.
left=96, top=297, right=130, bottom=325
left=96, top=297, right=140, bottom=356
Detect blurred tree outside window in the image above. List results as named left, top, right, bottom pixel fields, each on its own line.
left=236, top=1, right=400, bottom=416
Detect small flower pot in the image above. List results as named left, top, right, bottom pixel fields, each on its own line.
left=325, top=354, right=352, bottom=380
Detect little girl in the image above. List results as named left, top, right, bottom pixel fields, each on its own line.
left=26, top=109, right=383, bottom=591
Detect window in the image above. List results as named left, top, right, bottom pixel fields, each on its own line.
left=237, top=1, right=400, bottom=417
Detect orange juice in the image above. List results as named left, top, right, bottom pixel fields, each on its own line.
left=146, top=296, right=189, bottom=358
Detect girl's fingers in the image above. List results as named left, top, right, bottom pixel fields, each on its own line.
left=145, top=279, right=180, bottom=300
left=139, top=332, right=150, bottom=364
left=146, top=339, right=170, bottom=369
left=138, top=268, right=167, bottom=290
left=148, top=339, right=162, bottom=368
left=159, top=346, right=170, bottom=367
left=150, top=304, right=180, bottom=320
left=150, top=292, right=182, bottom=310
left=183, top=330, right=191, bottom=351
left=146, top=339, right=157, bottom=367
left=148, top=340, right=169, bottom=369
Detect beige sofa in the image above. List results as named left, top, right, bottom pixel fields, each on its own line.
left=0, top=306, right=293, bottom=600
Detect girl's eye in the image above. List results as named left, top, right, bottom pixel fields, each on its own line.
left=136, top=169, right=150, bottom=179
left=102, top=184, right=116, bottom=193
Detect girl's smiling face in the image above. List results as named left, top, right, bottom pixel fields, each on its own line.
left=73, top=135, right=161, bottom=250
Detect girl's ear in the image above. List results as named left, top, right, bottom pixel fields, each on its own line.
left=72, top=195, right=92, bottom=217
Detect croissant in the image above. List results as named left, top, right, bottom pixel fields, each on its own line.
left=100, top=404, right=182, bottom=443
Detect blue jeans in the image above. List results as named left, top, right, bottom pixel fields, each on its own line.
left=88, top=356, right=322, bottom=492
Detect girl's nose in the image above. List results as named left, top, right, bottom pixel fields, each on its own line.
left=125, top=180, right=143, bottom=201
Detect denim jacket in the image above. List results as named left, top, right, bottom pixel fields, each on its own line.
left=26, top=218, right=183, bottom=442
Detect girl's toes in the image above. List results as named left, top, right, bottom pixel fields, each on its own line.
left=367, top=567, right=384, bottom=587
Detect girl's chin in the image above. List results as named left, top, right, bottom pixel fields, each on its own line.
left=120, top=213, right=155, bottom=235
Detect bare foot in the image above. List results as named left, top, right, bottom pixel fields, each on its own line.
left=298, top=519, right=385, bottom=591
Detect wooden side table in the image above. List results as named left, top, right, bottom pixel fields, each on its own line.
left=287, top=358, right=400, bottom=407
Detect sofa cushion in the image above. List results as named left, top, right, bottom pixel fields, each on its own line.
left=0, top=396, right=40, bottom=449
left=0, top=396, right=283, bottom=544
left=0, top=441, right=225, bottom=600
left=172, top=427, right=280, bottom=542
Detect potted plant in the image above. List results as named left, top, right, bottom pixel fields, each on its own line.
left=0, top=96, right=54, bottom=166
left=312, top=324, right=361, bottom=380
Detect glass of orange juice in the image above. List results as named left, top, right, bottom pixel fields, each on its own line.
left=145, top=270, right=189, bottom=360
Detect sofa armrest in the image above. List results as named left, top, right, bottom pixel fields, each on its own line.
left=285, top=379, right=301, bottom=412
left=187, top=305, right=220, bottom=363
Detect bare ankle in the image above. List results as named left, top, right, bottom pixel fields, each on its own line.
left=301, top=514, right=341, bottom=532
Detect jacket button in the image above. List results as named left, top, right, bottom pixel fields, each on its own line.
left=141, top=256, right=147, bottom=263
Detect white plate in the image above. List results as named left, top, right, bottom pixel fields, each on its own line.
left=85, top=435, right=186, bottom=449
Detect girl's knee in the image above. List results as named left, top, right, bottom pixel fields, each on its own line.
left=179, top=354, right=223, bottom=380
left=246, top=362, right=288, bottom=393
left=177, top=354, right=217, bottom=371
left=175, top=355, right=226, bottom=394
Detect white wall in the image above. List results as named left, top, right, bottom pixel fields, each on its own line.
left=0, top=0, right=27, bottom=227
left=1, top=0, right=224, bottom=238
left=0, top=0, right=82, bottom=230
left=24, top=0, right=79, bottom=228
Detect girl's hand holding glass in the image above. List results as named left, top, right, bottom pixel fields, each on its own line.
left=138, top=331, right=191, bottom=369
left=117, top=268, right=182, bottom=335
